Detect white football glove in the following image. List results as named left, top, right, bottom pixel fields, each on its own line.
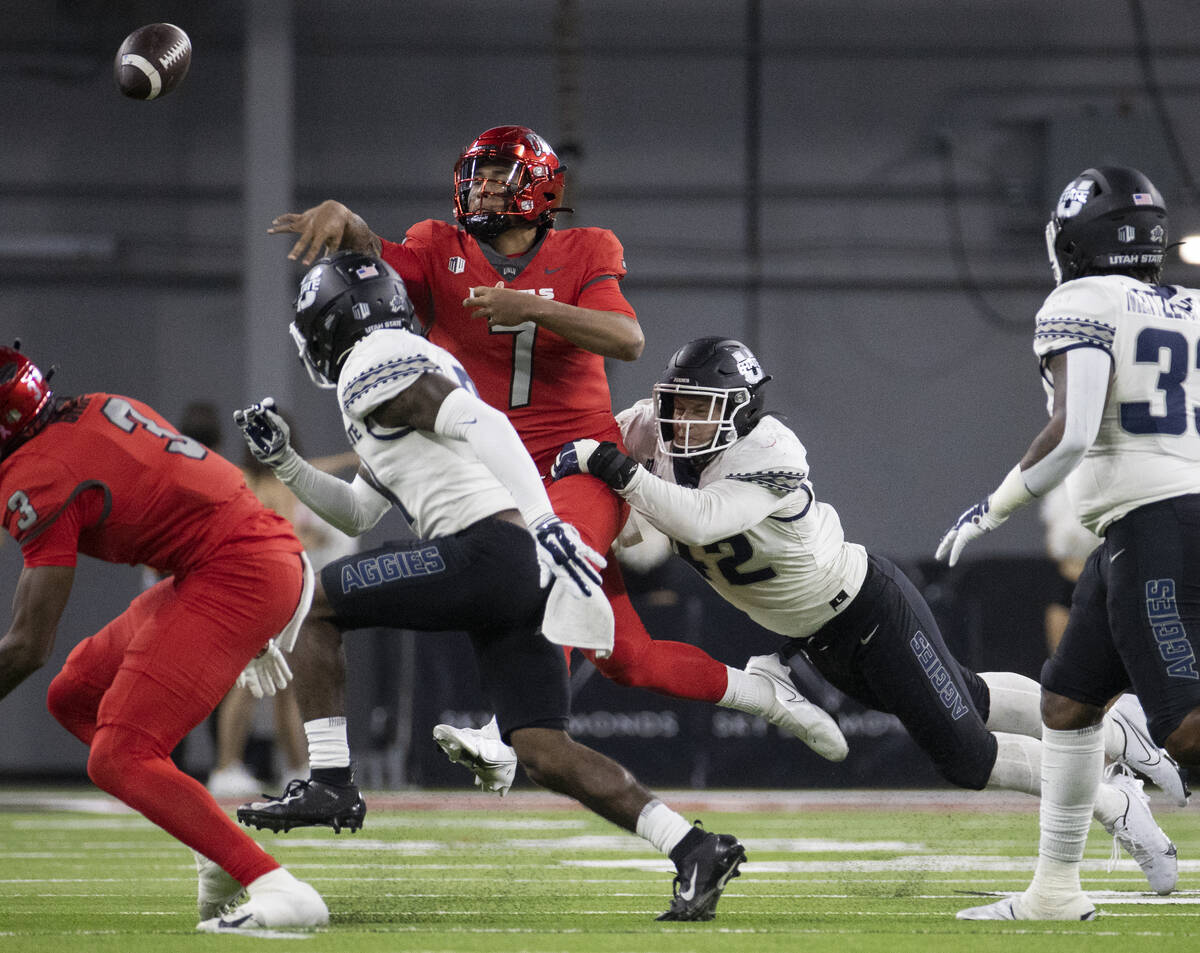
left=235, top=639, right=293, bottom=699
left=532, top=516, right=606, bottom=597
left=233, top=397, right=292, bottom=467
left=936, top=496, right=1007, bottom=567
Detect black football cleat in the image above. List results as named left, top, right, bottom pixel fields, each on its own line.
left=656, top=826, right=746, bottom=921
left=236, top=777, right=366, bottom=834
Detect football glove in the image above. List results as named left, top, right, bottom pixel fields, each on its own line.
left=936, top=496, right=1007, bottom=567
left=233, top=397, right=292, bottom=467
left=532, top=516, right=606, bottom=597
left=550, top=439, right=639, bottom=490
left=236, top=639, right=293, bottom=699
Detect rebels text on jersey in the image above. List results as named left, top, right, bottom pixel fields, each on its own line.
left=616, top=402, right=868, bottom=638
left=336, top=329, right=516, bottom=540
left=0, top=394, right=297, bottom=572
left=1033, top=275, right=1200, bottom=534
left=380, top=221, right=635, bottom=464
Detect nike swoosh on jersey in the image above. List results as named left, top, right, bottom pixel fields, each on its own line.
left=860, top=625, right=880, bottom=646
left=545, top=266, right=562, bottom=274
left=1110, top=548, right=1126, bottom=563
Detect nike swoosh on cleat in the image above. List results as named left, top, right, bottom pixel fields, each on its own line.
left=678, top=864, right=699, bottom=901
left=219, top=913, right=256, bottom=929
left=767, top=674, right=803, bottom=703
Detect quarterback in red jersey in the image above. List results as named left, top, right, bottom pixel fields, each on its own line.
left=267, top=125, right=845, bottom=778
left=0, top=345, right=327, bottom=932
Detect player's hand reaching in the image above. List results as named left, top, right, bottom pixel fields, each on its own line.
left=236, top=638, right=293, bottom=699
left=463, top=282, right=532, bottom=329
left=532, top=516, right=606, bottom=597
left=234, top=397, right=293, bottom=467
left=551, top=440, right=639, bottom=490
left=268, top=199, right=377, bottom=266
left=936, top=496, right=1006, bottom=567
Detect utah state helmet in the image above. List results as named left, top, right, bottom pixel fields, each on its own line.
left=653, top=337, right=771, bottom=458
left=291, top=251, right=416, bottom=388
left=1046, top=166, right=1167, bottom=285
left=0, top=344, right=54, bottom=457
left=452, top=125, right=569, bottom=241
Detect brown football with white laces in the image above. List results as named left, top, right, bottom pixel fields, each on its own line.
left=114, top=23, right=191, bottom=101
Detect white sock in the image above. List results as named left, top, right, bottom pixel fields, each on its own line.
left=980, top=672, right=1042, bottom=737
left=304, top=717, right=350, bottom=769
left=985, top=732, right=1041, bottom=794
left=248, top=867, right=298, bottom=896
left=1029, top=724, right=1104, bottom=900
left=718, top=665, right=773, bottom=716
left=635, top=799, right=694, bottom=856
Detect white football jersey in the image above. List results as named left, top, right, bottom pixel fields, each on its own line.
left=1034, top=275, right=1200, bottom=534
left=336, top=329, right=516, bottom=538
left=618, top=400, right=867, bottom=638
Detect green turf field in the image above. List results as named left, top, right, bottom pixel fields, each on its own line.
left=0, top=786, right=1195, bottom=952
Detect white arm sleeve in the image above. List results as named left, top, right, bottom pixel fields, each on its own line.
left=433, top=387, right=554, bottom=527
left=619, top=467, right=786, bottom=546
left=1020, top=345, right=1111, bottom=496
left=272, top=451, right=391, bottom=536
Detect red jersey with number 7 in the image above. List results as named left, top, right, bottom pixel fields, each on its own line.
left=380, top=220, right=636, bottom=466
left=0, top=394, right=299, bottom=572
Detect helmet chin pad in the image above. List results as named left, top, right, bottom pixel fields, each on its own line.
left=460, top=211, right=521, bottom=243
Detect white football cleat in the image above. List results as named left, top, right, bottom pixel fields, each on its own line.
left=196, top=868, right=327, bottom=932
left=432, top=716, right=518, bottom=796
left=957, top=892, right=1096, bottom=921
left=194, top=851, right=244, bottom=920
left=745, top=654, right=848, bottom=761
left=1107, top=693, right=1189, bottom=806
left=1103, top=767, right=1178, bottom=895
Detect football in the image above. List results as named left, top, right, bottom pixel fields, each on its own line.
left=114, top=23, right=191, bottom=101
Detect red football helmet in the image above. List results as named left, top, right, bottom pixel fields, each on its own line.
left=452, top=125, right=569, bottom=240
left=0, top=345, right=54, bottom=456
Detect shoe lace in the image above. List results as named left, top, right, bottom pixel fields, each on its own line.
left=270, top=778, right=312, bottom=802
left=216, top=890, right=248, bottom=918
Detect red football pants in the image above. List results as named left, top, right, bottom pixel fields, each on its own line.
left=543, top=466, right=728, bottom=703
left=46, top=548, right=303, bottom=887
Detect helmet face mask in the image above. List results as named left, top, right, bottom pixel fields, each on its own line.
left=291, top=252, right=416, bottom=388
left=453, top=125, right=567, bottom=240
left=0, top=345, right=53, bottom=456
left=653, top=337, right=770, bottom=460
left=654, top=382, right=747, bottom=458
left=1045, top=166, right=1167, bottom=285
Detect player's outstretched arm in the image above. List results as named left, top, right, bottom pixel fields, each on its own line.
left=268, top=199, right=383, bottom=266
left=234, top=398, right=389, bottom=536
left=0, top=565, right=74, bottom=701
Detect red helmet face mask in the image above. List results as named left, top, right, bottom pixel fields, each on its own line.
left=452, top=125, right=568, bottom=241
left=0, top=346, right=53, bottom=456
